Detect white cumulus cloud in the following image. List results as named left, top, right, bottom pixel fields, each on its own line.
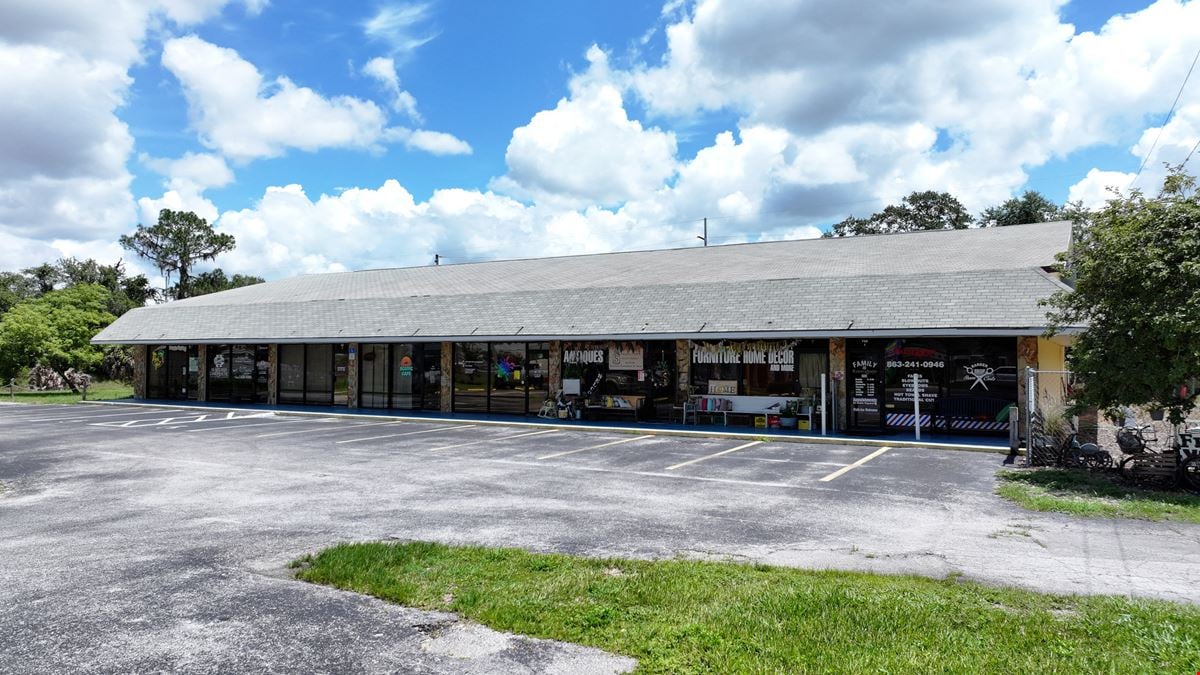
left=362, top=56, right=421, bottom=121
left=496, top=45, right=677, bottom=205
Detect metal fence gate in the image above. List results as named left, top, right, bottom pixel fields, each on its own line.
left=1025, top=367, right=1078, bottom=466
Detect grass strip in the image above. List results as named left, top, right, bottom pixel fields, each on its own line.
left=997, top=468, right=1200, bottom=524
left=294, top=541, right=1200, bottom=673
left=2, top=381, right=134, bottom=405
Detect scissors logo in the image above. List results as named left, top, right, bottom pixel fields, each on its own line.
left=965, top=363, right=994, bottom=390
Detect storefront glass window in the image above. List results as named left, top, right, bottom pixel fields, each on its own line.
left=278, top=345, right=304, bottom=404
left=847, top=337, right=1018, bottom=435
left=305, top=344, right=333, bottom=406
left=360, top=344, right=389, bottom=408
left=391, top=343, right=417, bottom=409
left=527, top=343, right=550, bottom=411
left=421, top=343, right=442, bottom=410
left=690, top=340, right=823, bottom=399
left=207, top=344, right=269, bottom=403
left=147, top=345, right=198, bottom=400
left=453, top=342, right=488, bottom=412
left=490, top=342, right=527, bottom=414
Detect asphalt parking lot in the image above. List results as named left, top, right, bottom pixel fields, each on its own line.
left=2, top=402, right=1200, bottom=673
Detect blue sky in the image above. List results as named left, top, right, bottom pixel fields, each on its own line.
left=2, top=0, right=1199, bottom=278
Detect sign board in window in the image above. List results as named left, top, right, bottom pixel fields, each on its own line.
left=850, top=358, right=880, bottom=428
left=708, top=379, right=738, bottom=395
left=609, top=346, right=643, bottom=371
left=563, top=349, right=605, bottom=365
left=563, top=378, right=581, bottom=395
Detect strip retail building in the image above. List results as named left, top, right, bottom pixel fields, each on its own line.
left=92, top=222, right=1079, bottom=438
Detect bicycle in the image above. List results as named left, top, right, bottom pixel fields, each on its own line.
left=1058, top=429, right=1113, bottom=471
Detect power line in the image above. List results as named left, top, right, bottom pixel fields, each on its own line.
left=1182, top=136, right=1200, bottom=170
left=1130, top=43, right=1200, bottom=188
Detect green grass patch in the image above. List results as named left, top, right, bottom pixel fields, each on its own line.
left=294, top=541, right=1200, bottom=673
left=997, top=468, right=1200, bottom=524
left=4, top=380, right=134, bottom=405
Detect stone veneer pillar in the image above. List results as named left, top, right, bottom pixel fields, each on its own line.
left=1016, top=336, right=1038, bottom=442
left=267, top=344, right=278, bottom=405
left=675, top=339, right=691, bottom=403
left=195, top=344, right=207, bottom=402
left=347, top=342, right=359, bottom=408
left=548, top=341, right=562, bottom=396
left=440, top=342, right=453, bottom=412
left=828, top=337, right=847, bottom=431
left=132, top=345, right=147, bottom=399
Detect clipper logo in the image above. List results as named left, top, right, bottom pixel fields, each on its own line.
left=965, top=363, right=995, bottom=390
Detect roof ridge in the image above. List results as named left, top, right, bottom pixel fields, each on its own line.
left=337, top=220, right=1073, bottom=275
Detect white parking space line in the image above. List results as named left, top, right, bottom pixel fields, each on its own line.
left=91, top=411, right=274, bottom=428
left=818, top=447, right=891, bottom=482
left=665, top=441, right=761, bottom=471
left=0, top=403, right=75, bottom=412
left=538, top=435, right=654, bottom=460
left=0, top=406, right=96, bottom=419
left=428, top=428, right=559, bottom=452
left=15, top=409, right=173, bottom=423
left=181, top=419, right=306, bottom=433
left=253, top=419, right=399, bottom=438
left=334, top=425, right=473, bottom=444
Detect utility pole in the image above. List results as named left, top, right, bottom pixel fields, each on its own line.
left=697, top=217, right=708, bottom=247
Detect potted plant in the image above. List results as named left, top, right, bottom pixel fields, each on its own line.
left=799, top=393, right=814, bottom=416
left=779, top=399, right=799, bottom=429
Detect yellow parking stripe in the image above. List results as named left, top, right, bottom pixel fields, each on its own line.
left=818, top=447, right=891, bottom=482
left=665, top=441, right=761, bottom=470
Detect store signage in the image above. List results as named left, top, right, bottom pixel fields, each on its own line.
left=964, top=362, right=995, bottom=390
left=692, top=341, right=795, bottom=372
left=708, top=379, right=738, bottom=395
left=563, top=349, right=605, bottom=365
left=610, top=346, right=643, bottom=371
left=895, top=374, right=937, bottom=404
left=850, top=358, right=880, bottom=425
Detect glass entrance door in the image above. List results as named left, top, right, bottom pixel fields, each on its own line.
left=148, top=345, right=197, bottom=400
left=489, top=342, right=527, bottom=414
left=333, top=344, right=349, bottom=406
left=527, top=343, right=550, bottom=412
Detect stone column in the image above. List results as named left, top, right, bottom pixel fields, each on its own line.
left=195, top=344, right=208, bottom=402
left=267, top=344, right=278, bottom=406
left=132, top=345, right=147, bottom=399
left=347, top=342, right=359, bottom=409
left=675, top=339, right=691, bottom=403
left=828, top=337, right=847, bottom=431
left=1016, top=336, right=1038, bottom=442
left=549, top=341, right=562, bottom=395
left=440, top=341, right=454, bottom=412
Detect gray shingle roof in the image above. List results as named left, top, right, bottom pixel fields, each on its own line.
left=93, top=221, right=1077, bottom=344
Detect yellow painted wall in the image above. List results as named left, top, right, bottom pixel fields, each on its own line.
left=1035, top=336, right=1070, bottom=415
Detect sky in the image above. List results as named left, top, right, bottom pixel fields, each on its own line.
left=1, top=0, right=1199, bottom=282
